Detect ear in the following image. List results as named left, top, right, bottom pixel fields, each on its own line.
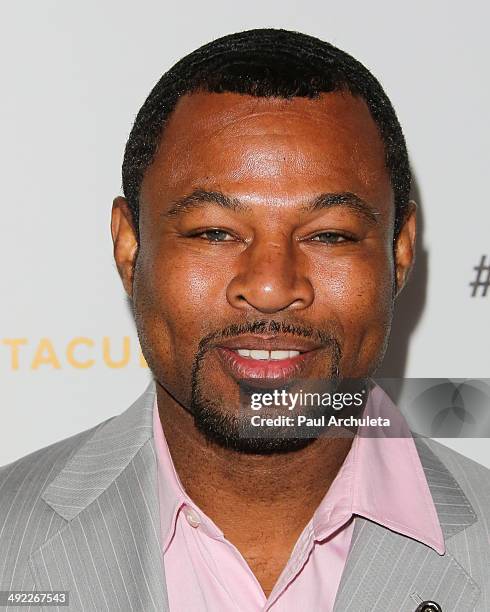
left=111, top=196, right=139, bottom=298
left=394, top=200, right=417, bottom=297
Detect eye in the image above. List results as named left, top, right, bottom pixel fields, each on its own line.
left=194, top=229, right=234, bottom=242
left=309, top=231, right=353, bottom=244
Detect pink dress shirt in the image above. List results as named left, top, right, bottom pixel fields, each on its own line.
left=153, top=384, right=445, bottom=611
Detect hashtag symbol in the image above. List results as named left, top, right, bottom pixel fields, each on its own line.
left=470, top=255, right=490, bottom=297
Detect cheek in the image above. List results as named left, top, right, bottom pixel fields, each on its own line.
left=312, top=251, right=394, bottom=362
left=132, top=243, right=225, bottom=406
left=156, top=252, right=226, bottom=329
left=315, top=247, right=392, bottom=301
left=133, top=242, right=226, bottom=367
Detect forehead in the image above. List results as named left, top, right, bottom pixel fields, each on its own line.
left=141, top=89, right=393, bottom=210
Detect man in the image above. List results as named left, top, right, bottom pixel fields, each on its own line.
left=0, top=28, right=488, bottom=612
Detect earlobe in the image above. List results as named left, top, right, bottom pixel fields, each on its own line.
left=111, top=196, right=139, bottom=298
left=394, top=200, right=417, bottom=297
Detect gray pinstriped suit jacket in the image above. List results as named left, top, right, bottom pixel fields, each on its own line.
left=0, top=380, right=489, bottom=611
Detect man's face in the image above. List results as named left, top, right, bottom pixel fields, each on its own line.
left=112, top=90, right=415, bottom=449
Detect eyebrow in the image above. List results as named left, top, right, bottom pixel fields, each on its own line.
left=164, top=189, right=251, bottom=217
left=301, top=192, right=380, bottom=224
left=163, top=188, right=380, bottom=224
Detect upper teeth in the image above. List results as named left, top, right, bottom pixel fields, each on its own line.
left=236, top=349, right=301, bottom=360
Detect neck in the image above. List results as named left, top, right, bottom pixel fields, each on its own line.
left=156, top=382, right=353, bottom=549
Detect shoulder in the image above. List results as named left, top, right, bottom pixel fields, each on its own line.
left=0, top=423, right=111, bottom=547
left=417, top=437, right=490, bottom=481
left=416, top=436, right=490, bottom=520
left=0, top=419, right=112, bottom=493
left=0, top=420, right=112, bottom=505
left=0, top=418, right=116, bottom=507
left=0, top=420, right=113, bottom=588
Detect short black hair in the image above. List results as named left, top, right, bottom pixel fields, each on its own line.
left=122, top=28, right=411, bottom=238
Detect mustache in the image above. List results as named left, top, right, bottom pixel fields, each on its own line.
left=196, top=318, right=342, bottom=355
left=190, top=318, right=343, bottom=399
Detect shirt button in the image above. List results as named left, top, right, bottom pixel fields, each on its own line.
left=184, top=506, right=201, bottom=528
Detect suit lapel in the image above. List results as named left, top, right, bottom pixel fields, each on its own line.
left=29, top=380, right=168, bottom=611
left=333, top=437, right=481, bottom=612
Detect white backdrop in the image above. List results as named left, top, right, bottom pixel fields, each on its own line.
left=1, top=0, right=489, bottom=466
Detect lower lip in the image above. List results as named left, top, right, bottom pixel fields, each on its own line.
left=216, top=347, right=319, bottom=383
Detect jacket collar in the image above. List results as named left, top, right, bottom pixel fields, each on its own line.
left=41, top=379, right=156, bottom=520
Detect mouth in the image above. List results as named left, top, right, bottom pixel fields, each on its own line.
left=215, top=345, right=322, bottom=384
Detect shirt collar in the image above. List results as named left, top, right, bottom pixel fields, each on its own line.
left=312, top=384, right=445, bottom=555
left=153, top=384, right=445, bottom=556
left=153, top=398, right=223, bottom=552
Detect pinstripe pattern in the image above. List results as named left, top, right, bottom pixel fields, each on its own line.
left=1, top=380, right=488, bottom=611
left=0, top=423, right=105, bottom=611
left=333, top=437, right=489, bottom=612
left=29, top=440, right=166, bottom=612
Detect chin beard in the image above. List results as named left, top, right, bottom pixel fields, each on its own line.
left=190, top=353, right=345, bottom=456
left=189, top=393, right=317, bottom=454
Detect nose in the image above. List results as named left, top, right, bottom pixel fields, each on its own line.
left=226, top=238, right=314, bottom=313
